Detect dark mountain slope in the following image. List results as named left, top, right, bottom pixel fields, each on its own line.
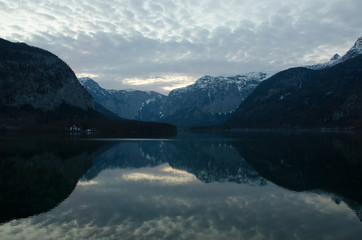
left=226, top=39, right=362, bottom=129
left=0, top=38, right=93, bottom=111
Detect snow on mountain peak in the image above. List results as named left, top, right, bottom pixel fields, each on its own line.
left=78, top=77, right=93, bottom=84
left=184, top=73, right=269, bottom=90
left=330, top=53, right=341, bottom=61
left=78, top=77, right=102, bottom=89
left=169, top=72, right=270, bottom=96
left=307, top=36, right=362, bottom=70
left=340, top=35, right=362, bottom=60
left=351, top=36, right=362, bottom=52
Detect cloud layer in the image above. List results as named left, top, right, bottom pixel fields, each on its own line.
left=1, top=0, right=361, bottom=93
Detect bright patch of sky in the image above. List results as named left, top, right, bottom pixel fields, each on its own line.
left=0, top=0, right=361, bottom=94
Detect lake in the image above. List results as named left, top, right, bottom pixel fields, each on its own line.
left=0, top=131, right=361, bottom=239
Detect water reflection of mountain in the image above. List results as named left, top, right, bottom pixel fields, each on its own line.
left=165, top=141, right=265, bottom=185
left=80, top=132, right=362, bottom=221
left=82, top=140, right=265, bottom=186
left=82, top=141, right=165, bottom=180
left=0, top=137, right=107, bottom=224
left=232, top=132, right=362, bottom=221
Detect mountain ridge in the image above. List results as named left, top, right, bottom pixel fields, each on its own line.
left=81, top=72, right=271, bottom=127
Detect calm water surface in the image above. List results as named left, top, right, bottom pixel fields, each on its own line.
left=0, top=132, right=361, bottom=239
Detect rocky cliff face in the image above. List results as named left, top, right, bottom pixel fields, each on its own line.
left=79, top=77, right=165, bottom=120
left=226, top=36, right=362, bottom=129
left=0, top=38, right=93, bottom=111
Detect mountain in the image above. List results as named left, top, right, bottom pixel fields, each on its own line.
left=0, top=38, right=93, bottom=111
left=226, top=36, right=362, bottom=129
left=79, top=77, right=166, bottom=120
left=0, top=38, right=97, bottom=131
left=0, top=38, right=177, bottom=136
left=79, top=73, right=270, bottom=127
left=138, top=73, right=271, bottom=127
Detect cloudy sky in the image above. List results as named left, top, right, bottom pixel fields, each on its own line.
left=1, top=0, right=361, bottom=94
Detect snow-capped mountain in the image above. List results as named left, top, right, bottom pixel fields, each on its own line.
left=80, top=73, right=270, bottom=127
left=138, top=72, right=272, bottom=127
left=79, top=77, right=166, bottom=120
left=307, top=36, right=362, bottom=70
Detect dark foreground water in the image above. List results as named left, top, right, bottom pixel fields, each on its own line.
left=0, top=132, right=362, bottom=239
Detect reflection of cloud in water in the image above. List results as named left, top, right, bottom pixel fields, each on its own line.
left=302, top=193, right=353, bottom=217
left=1, top=165, right=361, bottom=240
left=122, top=163, right=198, bottom=184
left=77, top=180, right=99, bottom=186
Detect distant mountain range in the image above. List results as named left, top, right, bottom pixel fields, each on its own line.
left=80, top=72, right=271, bottom=127
left=226, top=36, right=362, bottom=129
left=0, top=38, right=177, bottom=136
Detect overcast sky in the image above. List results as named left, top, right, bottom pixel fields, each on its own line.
left=1, top=0, right=361, bottom=94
